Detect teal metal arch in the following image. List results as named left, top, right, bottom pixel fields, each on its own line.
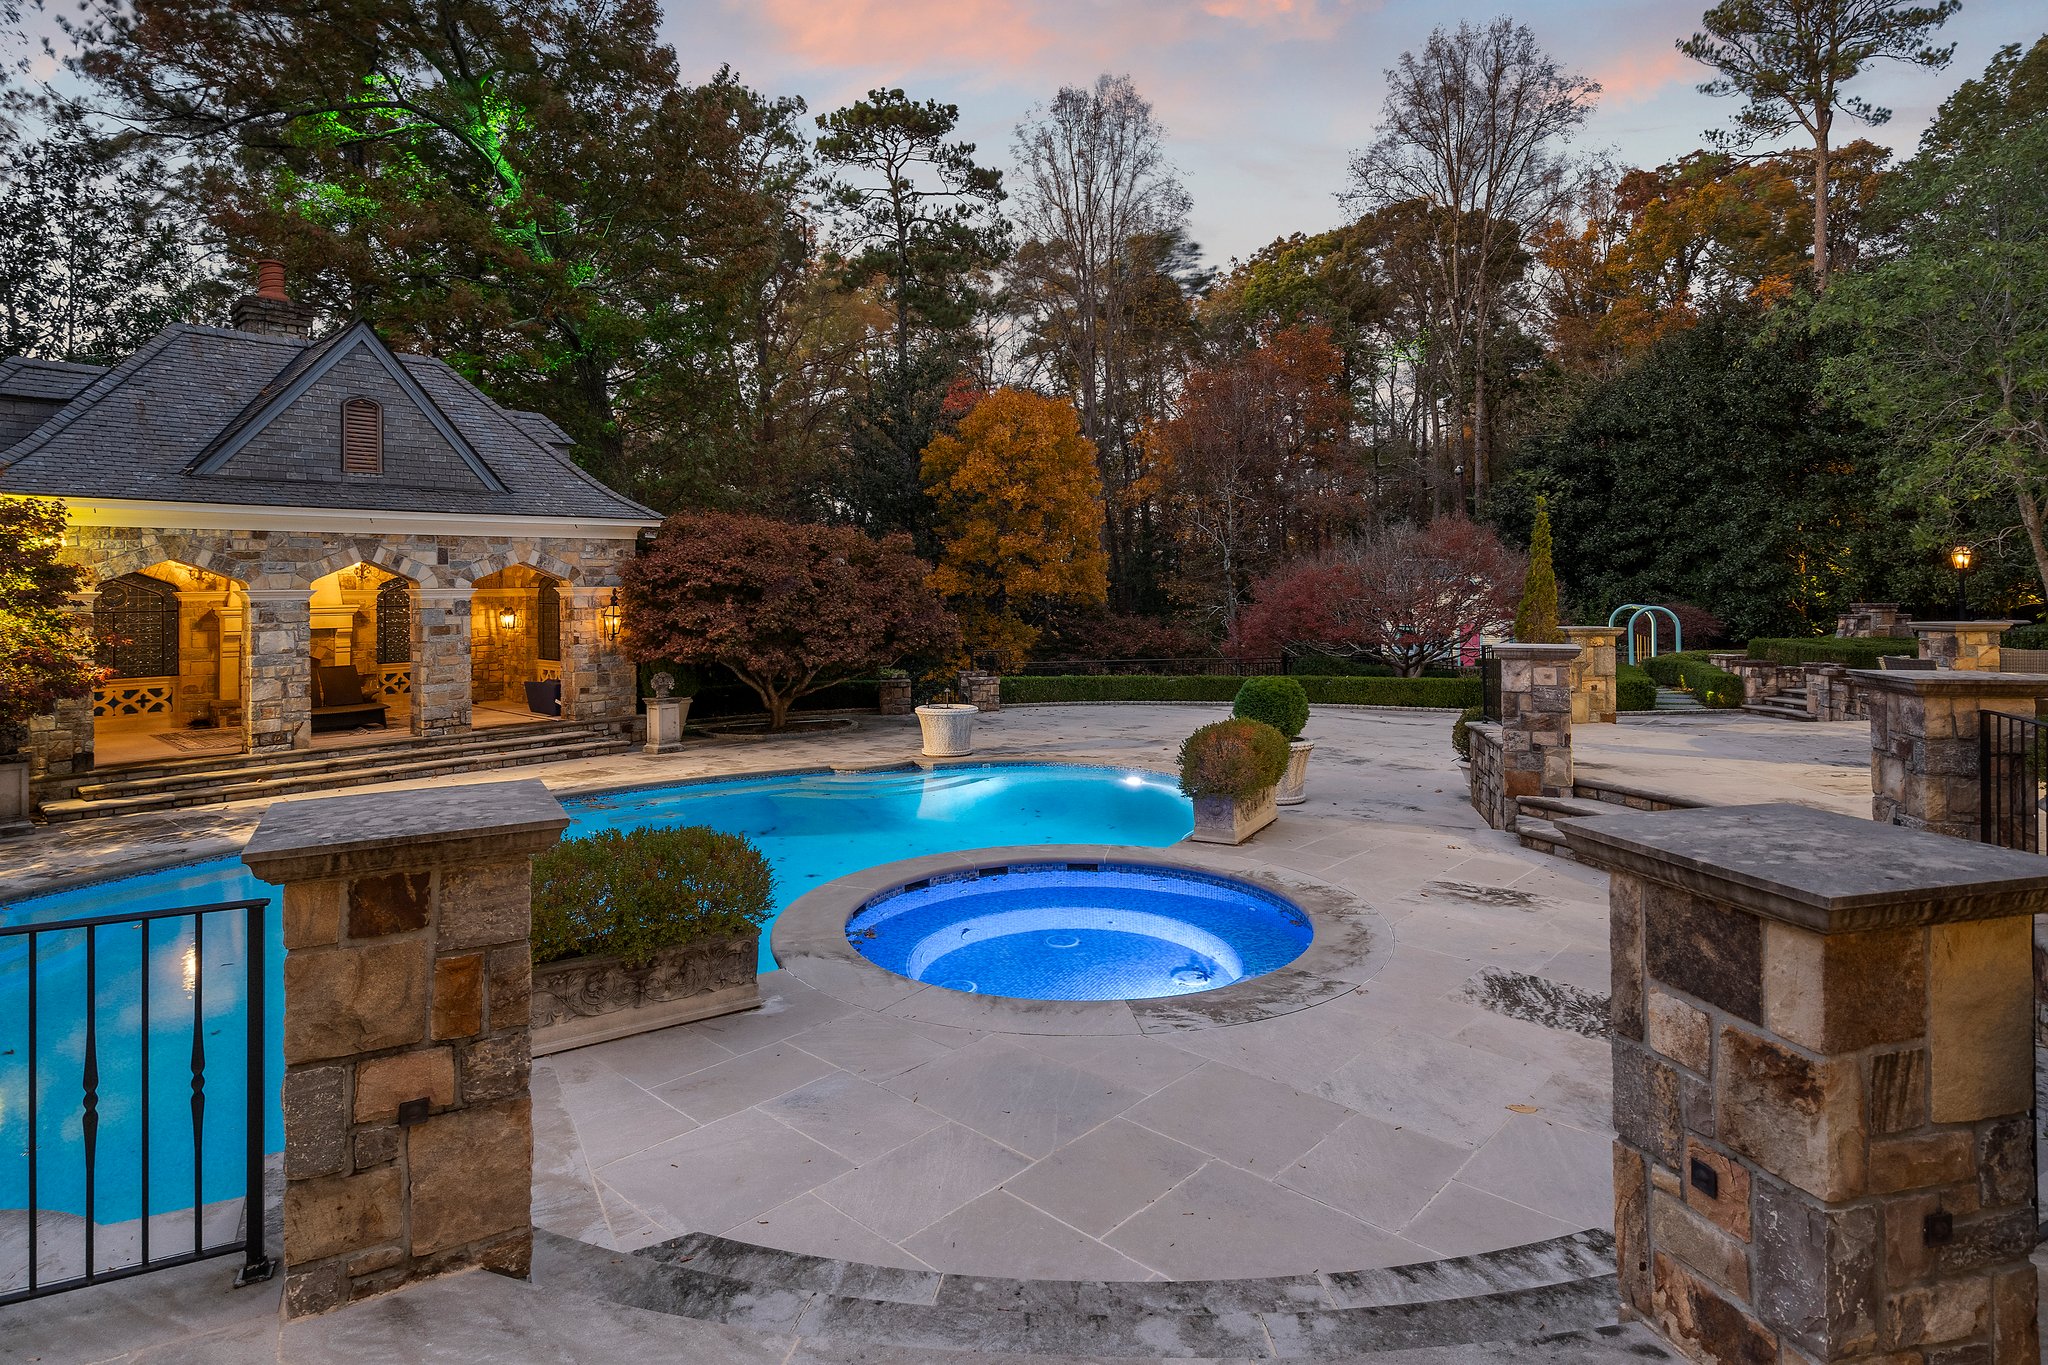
left=1607, top=604, right=1683, bottom=663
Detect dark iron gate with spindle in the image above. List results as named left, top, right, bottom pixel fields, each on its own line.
left=1, top=898, right=274, bottom=1304
left=1480, top=645, right=1503, bottom=722
left=1979, top=711, right=2048, bottom=853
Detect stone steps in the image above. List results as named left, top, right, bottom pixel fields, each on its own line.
left=38, top=727, right=629, bottom=821
left=1742, top=689, right=1815, bottom=722
left=532, top=1229, right=1667, bottom=1361
left=1651, top=689, right=1706, bottom=711
left=1512, top=795, right=1615, bottom=859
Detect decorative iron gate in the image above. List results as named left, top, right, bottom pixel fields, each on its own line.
left=1979, top=711, right=2047, bottom=853
left=1, top=898, right=274, bottom=1304
left=537, top=580, right=562, bottom=663
left=375, top=577, right=411, bottom=665
left=1480, top=645, right=1503, bottom=722
left=95, top=573, right=180, bottom=679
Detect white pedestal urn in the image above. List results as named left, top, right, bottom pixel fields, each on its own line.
left=0, top=758, right=30, bottom=837
left=1189, top=786, right=1279, bottom=845
left=916, top=703, right=979, bottom=757
left=644, top=697, right=690, bottom=754
left=1275, top=739, right=1315, bottom=806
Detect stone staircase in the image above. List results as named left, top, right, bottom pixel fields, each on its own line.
left=1741, top=685, right=1814, bottom=721
left=1510, top=794, right=1617, bottom=859
left=37, top=721, right=630, bottom=822
left=1651, top=688, right=1705, bottom=712
left=533, top=1228, right=1675, bottom=1362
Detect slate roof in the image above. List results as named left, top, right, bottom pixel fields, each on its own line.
left=0, top=324, right=656, bottom=523
left=0, top=355, right=107, bottom=402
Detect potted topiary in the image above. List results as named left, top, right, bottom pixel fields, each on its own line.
left=1234, top=676, right=1313, bottom=805
left=528, top=824, right=773, bottom=1053
left=1179, top=717, right=1290, bottom=845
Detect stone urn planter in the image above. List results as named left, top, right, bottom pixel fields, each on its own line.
left=1189, top=786, right=1278, bottom=845
left=1275, top=739, right=1315, bottom=807
left=916, top=703, right=979, bottom=757
left=531, top=931, right=760, bottom=1055
left=0, top=757, right=30, bottom=837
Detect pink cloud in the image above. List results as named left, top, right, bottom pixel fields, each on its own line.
left=748, top=0, right=1062, bottom=70
left=1592, top=45, right=1692, bottom=108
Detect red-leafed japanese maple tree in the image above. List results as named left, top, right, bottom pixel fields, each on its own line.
left=1, top=496, right=99, bottom=760
left=1230, top=517, right=1524, bottom=676
left=622, top=512, right=960, bottom=729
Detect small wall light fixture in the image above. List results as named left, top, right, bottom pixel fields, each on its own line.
left=498, top=606, right=518, bottom=631
left=601, top=588, right=622, bottom=643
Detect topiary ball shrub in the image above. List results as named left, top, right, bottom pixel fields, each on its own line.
left=531, top=825, right=774, bottom=968
left=1452, top=704, right=1483, bottom=759
left=1232, top=675, right=1311, bottom=740
left=1177, top=718, right=1290, bottom=801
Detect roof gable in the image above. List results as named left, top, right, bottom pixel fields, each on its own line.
left=187, top=321, right=507, bottom=492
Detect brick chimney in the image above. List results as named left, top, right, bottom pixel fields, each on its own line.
left=229, top=258, right=317, bottom=339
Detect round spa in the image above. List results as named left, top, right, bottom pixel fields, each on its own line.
left=844, top=862, right=1313, bottom=1001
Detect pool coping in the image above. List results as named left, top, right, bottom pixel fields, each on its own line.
left=770, top=842, right=1394, bottom=1036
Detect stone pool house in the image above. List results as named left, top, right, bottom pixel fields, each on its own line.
left=0, top=263, right=657, bottom=801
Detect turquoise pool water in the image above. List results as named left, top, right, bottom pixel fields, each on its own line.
left=0, top=765, right=1192, bottom=1227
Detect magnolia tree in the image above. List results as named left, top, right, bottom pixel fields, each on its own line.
left=622, top=511, right=960, bottom=729
left=1230, top=518, right=1525, bottom=676
left=1, top=496, right=99, bottom=759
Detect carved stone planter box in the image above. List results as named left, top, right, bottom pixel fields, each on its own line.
left=916, top=703, right=978, bottom=757
left=531, top=931, right=760, bottom=1055
left=1276, top=739, right=1314, bottom=806
left=1188, top=785, right=1278, bottom=845
left=0, top=758, right=30, bottom=836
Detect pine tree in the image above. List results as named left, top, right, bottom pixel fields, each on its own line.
left=1513, top=495, right=1564, bottom=642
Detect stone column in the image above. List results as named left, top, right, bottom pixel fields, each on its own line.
left=1564, top=803, right=2046, bottom=1365
left=1494, top=643, right=1581, bottom=799
left=959, top=671, right=1001, bottom=712
left=1803, top=663, right=1858, bottom=722
left=1855, top=670, right=2048, bottom=839
left=1911, top=621, right=2023, bottom=672
left=413, top=588, right=473, bottom=738
left=560, top=586, right=633, bottom=726
left=1562, top=626, right=1620, bottom=724
left=244, top=588, right=312, bottom=752
left=240, top=779, right=568, bottom=1320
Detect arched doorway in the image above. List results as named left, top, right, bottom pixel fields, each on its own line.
left=91, top=563, right=247, bottom=767
left=305, top=562, right=416, bottom=742
left=469, top=565, right=566, bottom=728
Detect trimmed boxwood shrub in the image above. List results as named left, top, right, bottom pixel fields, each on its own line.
left=1452, top=704, right=1483, bottom=758
left=1233, top=676, right=1310, bottom=739
left=1617, top=664, right=1658, bottom=712
left=531, top=826, right=774, bottom=968
left=1178, top=719, right=1290, bottom=800
left=1638, top=651, right=1744, bottom=707
left=2004, top=624, right=2048, bottom=650
left=1744, top=637, right=1916, bottom=667
left=1002, top=674, right=1479, bottom=709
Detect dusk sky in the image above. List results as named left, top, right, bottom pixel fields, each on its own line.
left=666, top=0, right=2044, bottom=266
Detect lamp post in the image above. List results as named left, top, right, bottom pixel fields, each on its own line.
left=1949, top=544, right=1974, bottom=620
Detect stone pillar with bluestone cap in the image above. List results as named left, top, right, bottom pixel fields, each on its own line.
left=1855, top=670, right=2048, bottom=840
left=241, top=778, right=568, bottom=1319
left=1564, top=803, right=2044, bottom=1365
left=1561, top=626, right=1620, bottom=724
left=1911, top=620, right=2023, bottom=672
left=1494, top=642, right=1581, bottom=799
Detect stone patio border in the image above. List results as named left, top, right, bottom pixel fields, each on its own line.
left=769, top=842, right=1394, bottom=1036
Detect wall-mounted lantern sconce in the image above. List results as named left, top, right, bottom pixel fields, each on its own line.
left=498, top=607, right=518, bottom=632
left=601, top=589, right=622, bottom=644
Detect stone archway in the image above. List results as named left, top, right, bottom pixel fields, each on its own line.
left=89, top=560, right=250, bottom=768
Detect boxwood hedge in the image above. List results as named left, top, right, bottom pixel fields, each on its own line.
left=531, top=825, right=773, bottom=967
left=1743, top=637, right=1916, bottom=667
left=1638, top=651, right=1744, bottom=707
left=1001, top=674, right=1480, bottom=709
left=1617, top=664, right=1658, bottom=712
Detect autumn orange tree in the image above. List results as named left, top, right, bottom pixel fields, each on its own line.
left=921, top=388, right=1108, bottom=669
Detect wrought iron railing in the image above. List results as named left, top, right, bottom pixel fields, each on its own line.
left=1980, top=711, right=2047, bottom=853
left=1, top=897, right=274, bottom=1304
left=1480, top=645, right=1503, bottom=722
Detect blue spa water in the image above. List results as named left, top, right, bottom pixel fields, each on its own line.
left=846, top=865, right=1313, bottom=1001
left=0, top=765, right=1191, bottom=1226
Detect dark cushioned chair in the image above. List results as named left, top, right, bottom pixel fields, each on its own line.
left=523, top=679, right=562, bottom=717
left=311, top=665, right=389, bottom=733
left=1877, top=655, right=1938, bottom=671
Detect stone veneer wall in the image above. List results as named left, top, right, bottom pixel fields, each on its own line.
left=1466, top=721, right=1509, bottom=829
left=1562, top=627, right=1620, bottom=725
left=1493, top=644, right=1580, bottom=801
left=38, top=525, right=636, bottom=775
left=1911, top=623, right=2023, bottom=673
left=241, top=780, right=568, bottom=1319
left=1858, top=671, right=2048, bottom=839
left=1569, top=804, right=2043, bottom=1365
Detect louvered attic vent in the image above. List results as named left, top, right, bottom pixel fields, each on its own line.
left=341, top=397, right=383, bottom=473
